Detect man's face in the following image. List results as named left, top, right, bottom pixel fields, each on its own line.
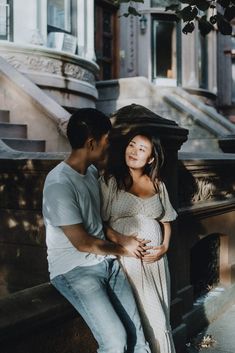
left=93, top=133, right=110, bottom=162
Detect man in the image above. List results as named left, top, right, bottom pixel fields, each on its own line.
left=43, top=108, right=150, bottom=353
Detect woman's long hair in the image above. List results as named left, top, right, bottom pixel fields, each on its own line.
left=104, top=128, right=164, bottom=191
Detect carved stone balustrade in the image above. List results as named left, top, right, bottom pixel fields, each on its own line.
left=0, top=42, right=99, bottom=110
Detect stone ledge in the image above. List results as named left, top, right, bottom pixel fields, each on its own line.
left=0, top=283, right=98, bottom=353
left=0, top=283, right=75, bottom=342
left=178, top=198, right=235, bottom=218
left=0, top=281, right=185, bottom=353
left=0, top=141, right=67, bottom=159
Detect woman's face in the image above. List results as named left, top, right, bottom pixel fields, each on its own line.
left=125, top=135, right=153, bottom=170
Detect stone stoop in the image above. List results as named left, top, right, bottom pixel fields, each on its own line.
left=163, top=88, right=235, bottom=153
left=0, top=110, right=46, bottom=152
left=96, top=77, right=235, bottom=153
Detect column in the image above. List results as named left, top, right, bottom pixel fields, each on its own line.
left=77, top=0, right=86, bottom=57
left=85, top=0, right=96, bottom=61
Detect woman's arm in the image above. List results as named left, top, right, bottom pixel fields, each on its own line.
left=142, top=222, right=172, bottom=263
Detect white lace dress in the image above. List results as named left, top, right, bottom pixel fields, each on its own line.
left=100, top=177, right=177, bottom=353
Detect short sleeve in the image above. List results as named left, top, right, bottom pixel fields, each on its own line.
left=158, top=181, right=177, bottom=222
left=43, top=183, right=83, bottom=226
left=99, top=176, right=117, bottom=222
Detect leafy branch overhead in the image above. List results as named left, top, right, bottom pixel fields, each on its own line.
left=111, top=0, right=235, bottom=36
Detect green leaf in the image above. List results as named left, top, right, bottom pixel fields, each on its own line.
left=128, top=6, right=141, bottom=16
left=194, top=0, right=210, bottom=11
left=217, top=0, right=231, bottom=8
left=224, top=6, right=235, bottom=21
left=182, top=21, right=195, bottom=34
left=210, top=15, right=217, bottom=24
left=179, top=5, right=198, bottom=22
left=198, top=17, right=214, bottom=36
left=217, top=16, right=233, bottom=34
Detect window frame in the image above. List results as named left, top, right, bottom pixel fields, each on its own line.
left=0, top=0, right=13, bottom=41
left=151, top=14, right=182, bottom=86
left=47, top=0, right=72, bottom=34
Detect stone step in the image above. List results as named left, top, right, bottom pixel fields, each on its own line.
left=0, top=122, right=27, bottom=138
left=1, top=138, right=46, bottom=152
left=0, top=110, right=10, bottom=123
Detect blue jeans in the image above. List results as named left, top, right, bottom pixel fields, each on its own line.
left=51, top=258, right=150, bottom=353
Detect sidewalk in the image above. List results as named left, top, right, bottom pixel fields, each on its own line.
left=186, top=303, right=235, bottom=353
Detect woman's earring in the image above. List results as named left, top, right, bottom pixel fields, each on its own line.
left=148, top=157, right=154, bottom=164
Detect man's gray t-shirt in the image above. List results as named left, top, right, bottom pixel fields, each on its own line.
left=43, top=162, right=109, bottom=279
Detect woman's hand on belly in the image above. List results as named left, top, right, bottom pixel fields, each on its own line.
left=141, top=243, right=168, bottom=263
left=122, top=234, right=152, bottom=259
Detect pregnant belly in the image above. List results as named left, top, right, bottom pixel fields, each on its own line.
left=111, top=215, right=162, bottom=247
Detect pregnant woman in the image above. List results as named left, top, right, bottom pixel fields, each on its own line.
left=100, top=129, right=177, bottom=353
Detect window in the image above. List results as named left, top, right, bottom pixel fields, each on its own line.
left=198, top=33, right=208, bottom=89
left=47, top=0, right=71, bottom=33
left=0, top=0, right=10, bottom=40
left=95, top=0, right=119, bottom=80
left=152, top=15, right=181, bottom=85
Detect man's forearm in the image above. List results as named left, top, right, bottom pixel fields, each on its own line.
left=80, top=234, right=129, bottom=256
left=61, top=224, right=131, bottom=257
left=104, top=224, right=125, bottom=245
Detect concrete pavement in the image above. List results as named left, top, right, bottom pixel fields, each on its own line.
left=186, top=303, right=235, bottom=353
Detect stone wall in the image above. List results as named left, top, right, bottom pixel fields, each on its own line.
left=174, top=152, right=235, bottom=339
left=0, top=152, right=235, bottom=353
left=0, top=158, right=60, bottom=297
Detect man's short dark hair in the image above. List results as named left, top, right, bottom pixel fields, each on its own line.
left=67, top=108, right=112, bottom=149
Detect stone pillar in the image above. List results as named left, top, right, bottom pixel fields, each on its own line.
left=181, top=30, right=198, bottom=87
left=36, top=0, right=47, bottom=45
left=77, top=0, right=86, bottom=57
left=85, top=0, right=96, bottom=61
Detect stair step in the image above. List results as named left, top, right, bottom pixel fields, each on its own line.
left=0, top=110, right=10, bottom=123
left=0, top=123, right=27, bottom=138
left=2, top=138, right=46, bottom=152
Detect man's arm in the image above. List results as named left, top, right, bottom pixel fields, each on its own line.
left=105, top=224, right=151, bottom=258
left=61, top=223, right=138, bottom=258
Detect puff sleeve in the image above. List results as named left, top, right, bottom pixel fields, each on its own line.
left=158, top=181, right=177, bottom=222
left=99, top=176, right=117, bottom=222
